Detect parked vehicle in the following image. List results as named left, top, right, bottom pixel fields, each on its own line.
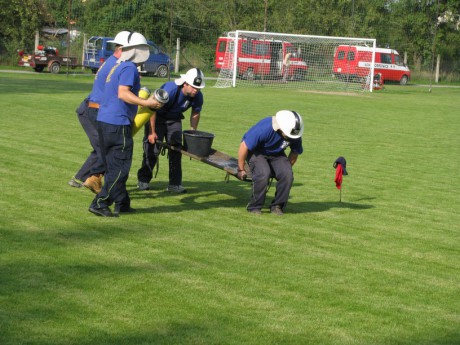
left=83, top=36, right=173, bottom=77
left=215, top=36, right=308, bottom=80
left=333, top=45, right=411, bottom=85
left=17, top=46, right=78, bottom=74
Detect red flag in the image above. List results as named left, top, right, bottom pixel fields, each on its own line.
left=334, top=164, right=343, bottom=189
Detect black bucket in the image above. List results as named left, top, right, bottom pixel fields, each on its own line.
left=183, top=130, right=215, bottom=157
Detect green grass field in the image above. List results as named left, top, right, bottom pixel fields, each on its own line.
left=0, top=71, right=459, bottom=345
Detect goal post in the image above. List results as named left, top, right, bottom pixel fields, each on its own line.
left=214, top=30, right=377, bottom=92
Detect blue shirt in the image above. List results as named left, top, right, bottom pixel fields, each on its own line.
left=242, top=117, right=303, bottom=155
left=97, top=61, right=140, bottom=126
left=156, top=81, right=204, bottom=120
left=88, top=55, right=118, bottom=104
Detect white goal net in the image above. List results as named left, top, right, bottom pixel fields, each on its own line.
left=214, top=30, right=377, bottom=92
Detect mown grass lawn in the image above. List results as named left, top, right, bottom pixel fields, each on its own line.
left=0, top=71, right=459, bottom=345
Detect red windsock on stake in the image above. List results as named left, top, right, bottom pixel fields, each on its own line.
left=334, top=163, right=344, bottom=189
left=333, top=156, right=348, bottom=202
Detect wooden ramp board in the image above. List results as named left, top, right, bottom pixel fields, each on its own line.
left=161, top=143, right=252, bottom=182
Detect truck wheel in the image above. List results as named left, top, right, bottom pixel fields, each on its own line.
left=400, top=75, right=408, bottom=85
left=293, top=70, right=304, bottom=81
left=242, top=68, right=254, bottom=81
left=34, top=66, right=44, bottom=73
left=49, top=62, right=61, bottom=74
left=155, top=65, right=168, bottom=78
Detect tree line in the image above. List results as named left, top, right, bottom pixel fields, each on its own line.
left=1, top=0, right=459, bottom=77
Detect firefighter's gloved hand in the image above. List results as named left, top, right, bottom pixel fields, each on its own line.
left=237, top=170, right=247, bottom=181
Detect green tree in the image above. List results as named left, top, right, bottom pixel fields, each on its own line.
left=434, top=0, right=460, bottom=75
left=0, top=0, right=45, bottom=62
left=1, top=0, right=458, bottom=78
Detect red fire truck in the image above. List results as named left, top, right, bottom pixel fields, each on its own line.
left=333, top=45, right=411, bottom=85
left=215, top=36, right=308, bottom=80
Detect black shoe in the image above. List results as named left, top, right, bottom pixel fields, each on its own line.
left=270, top=206, right=284, bottom=216
left=89, top=207, right=115, bottom=217
left=114, top=205, right=137, bottom=216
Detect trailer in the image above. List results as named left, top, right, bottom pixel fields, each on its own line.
left=18, top=46, right=78, bottom=74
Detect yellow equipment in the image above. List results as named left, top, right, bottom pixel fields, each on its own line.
left=132, top=87, right=154, bottom=136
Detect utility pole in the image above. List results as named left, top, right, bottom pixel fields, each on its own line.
left=264, top=0, right=268, bottom=32
left=350, top=0, right=355, bottom=36
left=66, top=0, right=72, bottom=76
left=169, top=0, right=174, bottom=79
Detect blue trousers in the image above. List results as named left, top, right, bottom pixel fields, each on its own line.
left=137, top=117, right=183, bottom=186
left=74, top=100, right=104, bottom=181
left=90, top=122, right=133, bottom=210
left=247, top=152, right=294, bottom=211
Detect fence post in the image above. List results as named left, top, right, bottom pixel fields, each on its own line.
left=435, top=54, right=440, bottom=83
left=175, top=38, right=180, bottom=73
left=82, top=33, right=87, bottom=71
left=34, top=30, right=39, bottom=53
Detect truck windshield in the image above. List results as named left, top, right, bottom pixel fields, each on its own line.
left=218, top=40, right=227, bottom=53
left=381, top=54, right=392, bottom=64
left=286, top=46, right=297, bottom=54
left=254, top=43, right=269, bottom=56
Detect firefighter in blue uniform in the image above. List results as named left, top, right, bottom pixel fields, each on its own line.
left=69, top=31, right=130, bottom=191
left=136, top=68, right=205, bottom=194
left=88, top=32, right=168, bottom=217
left=237, top=110, right=304, bottom=215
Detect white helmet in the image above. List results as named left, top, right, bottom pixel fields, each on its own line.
left=274, top=110, right=304, bottom=139
left=175, top=68, right=205, bottom=89
left=122, top=32, right=149, bottom=49
left=107, top=31, right=131, bottom=46
left=117, top=32, right=150, bottom=64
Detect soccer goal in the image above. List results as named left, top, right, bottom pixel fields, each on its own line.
left=214, top=30, right=377, bottom=92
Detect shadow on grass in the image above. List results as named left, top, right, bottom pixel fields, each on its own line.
left=126, top=179, right=249, bottom=214
left=288, top=200, right=374, bottom=214
left=57, top=327, right=460, bottom=345
left=124, top=180, right=374, bottom=214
